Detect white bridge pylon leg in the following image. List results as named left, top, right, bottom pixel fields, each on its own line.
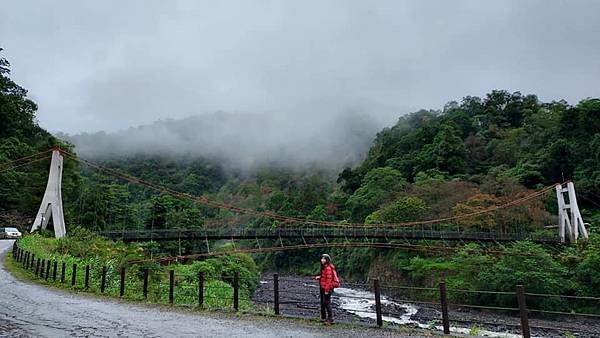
left=31, top=149, right=66, bottom=238
left=556, top=181, right=588, bottom=243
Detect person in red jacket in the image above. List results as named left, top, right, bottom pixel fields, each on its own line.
left=315, top=253, right=336, bottom=325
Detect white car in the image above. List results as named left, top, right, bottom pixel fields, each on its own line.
left=0, top=227, right=22, bottom=239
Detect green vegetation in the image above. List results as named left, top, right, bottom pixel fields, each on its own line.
left=2, top=48, right=600, bottom=314
left=15, top=230, right=258, bottom=310
left=0, top=48, right=78, bottom=221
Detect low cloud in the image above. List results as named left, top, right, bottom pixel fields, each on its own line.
left=62, top=109, right=383, bottom=171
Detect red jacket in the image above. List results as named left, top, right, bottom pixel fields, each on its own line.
left=319, top=263, right=336, bottom=293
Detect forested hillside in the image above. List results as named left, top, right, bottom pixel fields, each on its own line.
left=330, top=91, right=600, bottom=230
left=0, top=49, right=78, bottom=226
left=339, top=91, right=599, bottom=207
left=2, top=48, right=600, bottom=310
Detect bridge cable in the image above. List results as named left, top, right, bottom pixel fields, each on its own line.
left=0, top=149, right=53, bottom=169
left=0, top=153, right=52, bottom=173
left=60, top=150, right=557, bottom=229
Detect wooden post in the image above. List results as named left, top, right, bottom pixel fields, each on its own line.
left=274, top=273, right=280, bottom=315
left=100, top=266, right=107, bottom=293
left=198, top=272, right=204, bottom=307
left=45, top=260, right=50, bottom=280
left=53, top=261, right=58, bottom=281
left=71, top=263, right=77, bottom=286
left=40, top=259, right=45, bottom=278
left=233, top=272, right=239, bottom=311
left=517, top=285, right=530, bottom=338
left=319, top=288, right=326, bottom=320
left=84, top=265, right=90, bottom=289
left=35, top=258, right=40, bottom=276
left=169, top=270, right=174, bottom=304
left=439, top=281, right=450, bottom=334
left=119, top=267, right=125, bottom=297
left=373, top=278, right=383, bottom=327
left=24, top=252, right=28, bottom=267
left=60, top=262, right=66, bottom=283
left=143, top=269, right=149, bottom=300
left=31, top=254, right=36, bottom=271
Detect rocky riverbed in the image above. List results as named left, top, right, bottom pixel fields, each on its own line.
left=252, top=274, right=600, bottom=337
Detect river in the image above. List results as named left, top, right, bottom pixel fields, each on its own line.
left=334, top=287, right=520, bottom=337
left=253, top=274, right=600, bottom=337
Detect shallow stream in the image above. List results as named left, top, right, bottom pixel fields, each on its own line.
left=333, top=286, right=522, bottom=338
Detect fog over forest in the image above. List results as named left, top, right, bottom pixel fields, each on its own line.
left=62, top=109, right=382, bottom=170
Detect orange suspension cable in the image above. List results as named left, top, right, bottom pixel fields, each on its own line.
left=0, top=149, right=52, bottom=170
left=0, top=154, right=52, bottom=173
left=61, top=150, right=555, bottom=229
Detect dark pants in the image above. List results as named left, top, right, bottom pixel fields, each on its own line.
left=322, top=290, right=333, bottom=321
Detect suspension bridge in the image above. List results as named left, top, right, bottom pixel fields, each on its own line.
left=0, top=148, right=590, bottom=251
left=98, top=226, right=559, bottom=243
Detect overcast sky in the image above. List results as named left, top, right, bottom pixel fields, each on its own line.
left=1, top=1, right=599, bottom=134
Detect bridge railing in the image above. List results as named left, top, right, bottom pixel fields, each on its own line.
left=11, top=242, right=599, bottom=336
left=98, top=226, right=559, bottom=243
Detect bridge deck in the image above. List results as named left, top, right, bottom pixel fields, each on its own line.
left=99, top=227, right=559, bottom=243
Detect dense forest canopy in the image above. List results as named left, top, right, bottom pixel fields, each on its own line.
left=339, top=91, right=599, bottom=199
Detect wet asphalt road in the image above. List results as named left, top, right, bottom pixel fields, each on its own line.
left=0, top=241, right=414, bottom=337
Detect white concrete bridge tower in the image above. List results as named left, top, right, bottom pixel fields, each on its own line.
left=30, top=148, right=66, bottom=238
left=556, top=181, right=588, bottom=243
